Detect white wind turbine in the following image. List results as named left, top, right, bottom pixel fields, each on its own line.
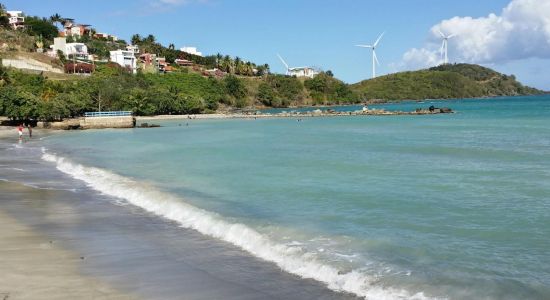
left=356, top=32, right=385, bottom=79
left=277, top=53, right=305, bottom=75
left=438, top=29, right=456, bottom=65
left=277, top=53, right=291, bottom=75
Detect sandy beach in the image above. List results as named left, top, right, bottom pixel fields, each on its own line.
left=0, top=201, right=133, bottom=300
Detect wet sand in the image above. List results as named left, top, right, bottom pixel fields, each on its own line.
left=0, top=139, right=358, bottom=300
left=0, top=197, right=132, bottom=300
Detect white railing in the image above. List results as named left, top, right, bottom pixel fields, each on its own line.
left=84, top=111, right=132, bottom=117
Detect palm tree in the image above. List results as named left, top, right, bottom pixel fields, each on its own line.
left=50, top=13, right=62, bottom=28
left=145, top=34, right=156, bottom=44
left=216, top=53, right=222, bottom=68
left=131, top=34, right=142, bottom=45
left=222, top=55, right=232, bottom=73
left=60, top=18, right=73, bottom=28
left=234, top=57, right=242, bottom=75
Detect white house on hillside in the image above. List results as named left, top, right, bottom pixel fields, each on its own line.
left=51, top=37, right=90, bottom=60
left=126, top=45, right=140, bottom=55
left=110, top=50, right=137, bottom=74
left=7, top=11, right=25, bottom=30
left=180, top=46, right=203, bottom=57
left=289, top=67, right=319, bottom=78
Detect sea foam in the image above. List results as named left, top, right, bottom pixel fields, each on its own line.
left=42, top=151, right=430, bottom=300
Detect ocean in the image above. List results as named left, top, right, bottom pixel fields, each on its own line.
left=8, top=95, right=550, bottom=299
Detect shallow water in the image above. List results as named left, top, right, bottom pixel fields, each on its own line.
left=39, top=95, right=550, bottom=299
left=0, top=137, right=355, bottom=300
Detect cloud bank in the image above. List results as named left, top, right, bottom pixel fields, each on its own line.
left=399, top=0, right=550, bottom=70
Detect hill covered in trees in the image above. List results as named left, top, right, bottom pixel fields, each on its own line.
left=351, top=63, right=544, bottom=101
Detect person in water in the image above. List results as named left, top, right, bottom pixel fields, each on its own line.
left=17, top=124, right=24, bottom=140
left=27, top=123, right=32, bottom=138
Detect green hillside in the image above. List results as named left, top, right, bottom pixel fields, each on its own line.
left=351, top=64, right=543, bottom=101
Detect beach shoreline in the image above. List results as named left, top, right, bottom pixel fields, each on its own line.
left=0, top=137, right=359, bottom=300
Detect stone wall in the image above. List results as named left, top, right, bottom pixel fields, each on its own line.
left=37, top=116, right=135, bottom=130
left=80, top=116, right=135, bottom=129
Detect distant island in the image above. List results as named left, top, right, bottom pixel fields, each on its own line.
left=0, top=4, right=545, bottom=122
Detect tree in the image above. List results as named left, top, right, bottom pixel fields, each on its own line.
left=0, top=87, right=41, bottom=120
left=49, top=13, right=62, bottom=29
left=57, top=50, right=66, bottom=65
left=223, top=75, right=247, bottom=101
left=25, top=16, right=58, bottom=40
left=326, top=70, right=334, bottom=77
left=131, top=34, right=142, bottom=45
left=0, top=64, right=10, bottom=86
left=144, top=34, right=156, bottom=44
left=0, top=3, right=8, bottom=28
left=168, top=43, right=175, bottom=50
left=216, top=53, right=222, bottom=68
left=60, top=18, right=72, bottom=28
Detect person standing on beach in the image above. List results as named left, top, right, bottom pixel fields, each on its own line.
left=17, top=124, right=24, bottom=140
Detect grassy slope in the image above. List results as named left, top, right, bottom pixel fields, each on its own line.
left=351, top=63, right=544, bottom=101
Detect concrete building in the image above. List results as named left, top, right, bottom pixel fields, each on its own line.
left=175, top=58, right=193, bottom=66
left=62, top=20, right=92, bottom=37
left=110, top=50, right=137, bottom=74
left=94, top=32, right=118, bottom=41
left=6, top=11, right=25, bottom=30
left=180, top=46, right=203, bottom=57
left=51, top=37, right=90, bottom=60
left=126, top=45, right=140, bottom=55
left=66, top=43, right=89, bottom=59
left=288, top=67, right=319, bottom=78
left=138, top=53, right=169, bottom=73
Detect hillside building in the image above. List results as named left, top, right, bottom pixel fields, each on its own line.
left=288, top=67, right=319, bottom=78
left=51, top=37, right=90, bottom=60
left=61, top=20, right=92, bottom=37
left=6, top=11, right=25, bottom=30
left=110, top=50, right=137, bottom=74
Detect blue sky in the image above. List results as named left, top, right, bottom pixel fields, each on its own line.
left=4, top=0, right=549, bottom=89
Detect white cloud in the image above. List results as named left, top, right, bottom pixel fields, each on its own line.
left=399, top=0, right=550, bottom=70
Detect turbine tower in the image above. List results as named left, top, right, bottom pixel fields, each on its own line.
left=438, top=30, right=456, bottom=65
left=356, top=32, right=385, bottom=79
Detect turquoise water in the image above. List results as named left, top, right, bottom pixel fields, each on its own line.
left=43, top=96, right=550, bottom=299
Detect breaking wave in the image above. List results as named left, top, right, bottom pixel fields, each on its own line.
left=42, top=151, right=429, bottom=300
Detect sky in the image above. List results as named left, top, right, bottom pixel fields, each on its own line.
left=4, top=0, right=550, bottom=90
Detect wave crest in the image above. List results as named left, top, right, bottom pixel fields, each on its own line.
left=41, top=151, right=428, bottom=300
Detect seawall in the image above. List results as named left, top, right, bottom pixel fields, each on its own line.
left=37, top=116, right=135, bottom=130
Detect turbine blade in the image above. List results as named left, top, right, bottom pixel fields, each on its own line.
left=277, top=53, right=289, bottom=70
left=440, top=41, right=445, bottom=58
left=373, top=50, right=380, bottom=66
left=437, top=29, right=446, bottom=38
left=447, top=34, right=457, bottom=39
left=355, top=44, right=372, bottom=48
left=373, top=32, right=385, bottom=48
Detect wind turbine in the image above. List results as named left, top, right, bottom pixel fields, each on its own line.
left=438, top=30, right=456, bottom=65
left=356, top=32, right=385, bottom=79
left=277, top=53, right=292, bottom=75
